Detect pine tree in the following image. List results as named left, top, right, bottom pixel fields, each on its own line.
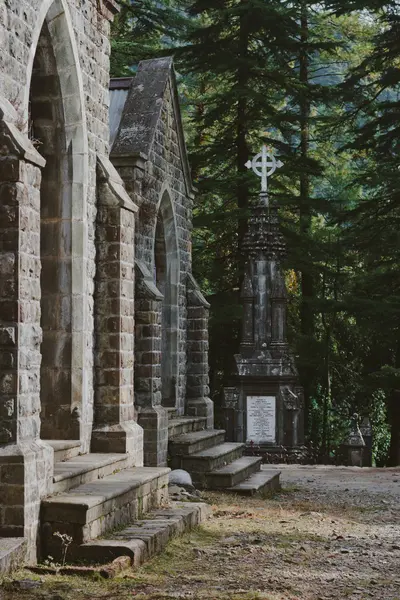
left=174, top=0, right=301, bottom=395
left=110, top=0, right=187, bottom=76
left=177, top=0, right=363, bottom=445
left=327, top=0, right=400, bottom=463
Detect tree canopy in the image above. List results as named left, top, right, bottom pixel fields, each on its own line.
left=110, top=0, right=400, bottom=465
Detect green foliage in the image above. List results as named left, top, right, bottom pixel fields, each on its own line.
left=110, top=0, right=187, bottom=76
left=110, top=0, right=400, bottom=464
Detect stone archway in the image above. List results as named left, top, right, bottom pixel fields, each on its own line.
left=154, top=189, right=179, bottom=408
left=27, top=0, right=88, bottom=442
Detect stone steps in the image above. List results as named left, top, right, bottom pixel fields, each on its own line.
left=80, top=502, right=211, bottom=565
left=167, top=419, right=281, bottom=496
left=0, top=538, right=25, bottom=575
left=181, top=443, right=246, bottom=484
left=204, top=456, right=262, bottom=489
left=168, top=416, right=207, bottom=438
left=40, top=467, right=169, bottom=560
left=53, top=453, right=130, bottom=493
left=45, top=440, right=81, bottom=464
left=169, top=429, right=226, bottom=465
left=226, top=469, right=281, bottom=495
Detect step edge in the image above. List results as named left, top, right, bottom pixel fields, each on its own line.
left=43, top=467, right=170, bottom=510
left=45, top=440, right=81, bottom=451
left=227, top=471, right=281, bottom=492
left=188, top=442, right=245, bottom=459
left=169, top=429, right=226, bottom=444
left=53, top=454, right=128, bottom=483
left=205, top=456, right=262, bottom=476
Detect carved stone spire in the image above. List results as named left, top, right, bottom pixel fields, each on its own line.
left=239, top=190, right=289, bottom=358
left=241, top=193, right=286, bottom=261
left=224, top=146, right=305, bottom=453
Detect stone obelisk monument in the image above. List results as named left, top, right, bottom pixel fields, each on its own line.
left=223, top=146, right=304, bottom=458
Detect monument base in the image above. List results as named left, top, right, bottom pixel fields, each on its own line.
left=245, top=443, right=310, bottom=464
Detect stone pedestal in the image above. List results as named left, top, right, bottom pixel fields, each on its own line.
left=339, top=418, right=366, bottom=467
left=360, top=417, right=373, bottom=467
left=223, top=191, right=304, bottom=454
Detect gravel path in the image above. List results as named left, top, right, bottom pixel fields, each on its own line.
left=1, top=465, right=399, bottom=600
left=269, top=463, right=400, bottom=513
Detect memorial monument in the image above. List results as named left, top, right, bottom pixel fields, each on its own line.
left=223, top=146, right=305, bottom=459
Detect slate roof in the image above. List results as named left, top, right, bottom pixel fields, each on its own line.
left=109, top=57, right=193, bottom=197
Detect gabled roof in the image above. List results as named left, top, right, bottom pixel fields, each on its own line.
left=110, top=57, right=193, bottom=197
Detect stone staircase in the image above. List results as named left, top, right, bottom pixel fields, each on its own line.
left=168, top=417, right=280, bottom=495
left=38, top=442, right=208, bottom=565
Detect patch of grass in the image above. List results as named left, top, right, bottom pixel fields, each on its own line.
left=278, top=484, right=301, bottom=494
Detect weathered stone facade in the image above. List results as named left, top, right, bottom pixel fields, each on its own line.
left=111, top=59, right=213, bottom=466
left=0, top=0, right=212, bottom=565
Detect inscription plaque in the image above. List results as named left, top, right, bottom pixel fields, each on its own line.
left=246, top=395, right=276, bottom=443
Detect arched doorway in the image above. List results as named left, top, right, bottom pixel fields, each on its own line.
left=154, top=191, right=179, bottom=408
left=27, top=0, right=87, bottom=441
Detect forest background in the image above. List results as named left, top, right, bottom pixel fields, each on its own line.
left=109, top=0, right=400, bottom=466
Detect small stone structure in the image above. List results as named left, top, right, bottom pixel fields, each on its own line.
left=0, top=0, right=212, bottom=568
left=338, top=416, right=366, bottom=467
left=360, top=417, right=373, bottom=467
left=223, top=188, right=305, bottom=457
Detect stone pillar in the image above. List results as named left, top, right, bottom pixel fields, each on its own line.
left=135, top=260, right=168, bottom=467
left=92, top=156, right=143, bottom=464
left=240, top=266, right=254, bottom=355
left=223, top=387, right=243, bottom=442
left=0, top=105, right=53, bottom=563
left=270, top=270, right=287, bottom=358
left=253, top=255, right=270, bottom=348
left=186, top=274, right=213, bottom=428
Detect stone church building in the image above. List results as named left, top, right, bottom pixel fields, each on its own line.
left=0, top=0, right=277, bottom=570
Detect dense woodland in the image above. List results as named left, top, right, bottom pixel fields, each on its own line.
left=110, top=0, right=400, bottom=466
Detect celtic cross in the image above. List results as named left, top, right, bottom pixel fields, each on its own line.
left=245, top=145, right=283, bottom=194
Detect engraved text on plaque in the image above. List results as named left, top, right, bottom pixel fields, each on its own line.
left=246, top=395, right=276, bottom=443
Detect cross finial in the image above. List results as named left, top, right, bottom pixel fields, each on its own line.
left=245, top=145, right=283, bottom=193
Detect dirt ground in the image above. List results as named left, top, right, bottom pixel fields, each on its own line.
left=1, top=465, right=399, bottom=600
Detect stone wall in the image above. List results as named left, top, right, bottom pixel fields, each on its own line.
left=137, top=81, right=193, bottom=413
left=0, top=0, right=118, bottom=453
left=0, top=112, right=53, bottom=563
left=0, top=0, right=119, bottom=563
left=112, top=61, right=194, bottom=418
left=111, top=59, right=213, bottom=464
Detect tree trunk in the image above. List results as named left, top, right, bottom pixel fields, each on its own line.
left=236, top=0, right=250, bottom=289
left=298, top=1, right=315, bottom=439
left=388, top=390, right=400, bottom=466
left=388, top=340, right=400, bottom=465
left=191, top=77, right=206, bottom=183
